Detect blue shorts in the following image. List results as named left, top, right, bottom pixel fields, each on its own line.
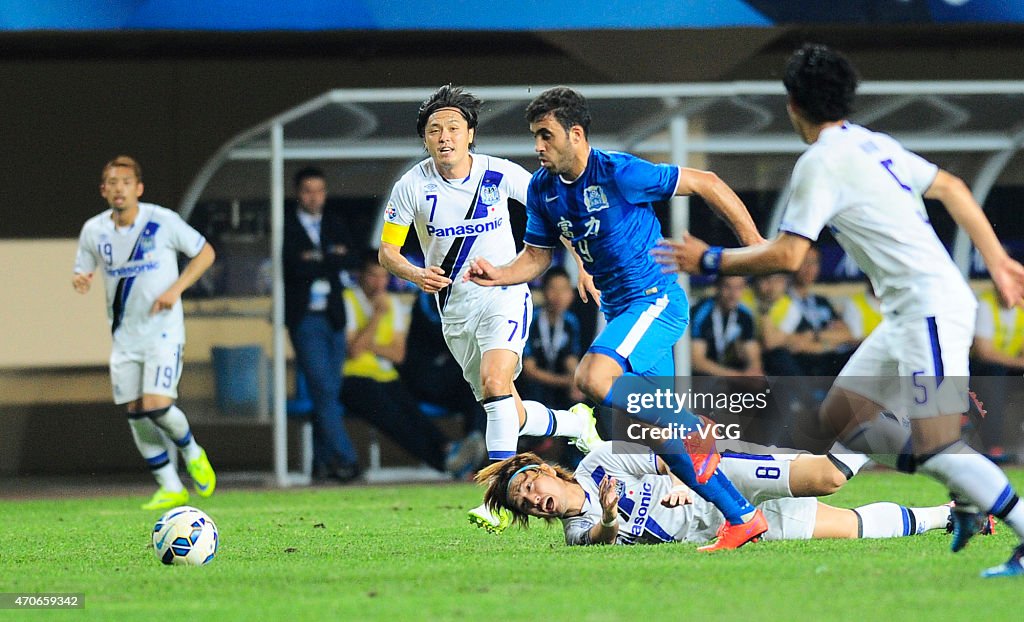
left=589, top=286, right=689, bottom=377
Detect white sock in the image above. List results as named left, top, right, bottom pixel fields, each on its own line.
left=912, top=505, right=954, bottom=534
left=827, top=441, right=871, bottom=478
left=854, top=503, right=920, bottom=538
left=520, top=400, right=584, bottom=438
left=918, top=443, right=1024, bottom=540
left=483, top=395, right=519, bottom=461
left=840, top=414, right=912, bottom=471
left=128, top=415, right=183, bottom=492
left=151, top=405, right=202, bottom=462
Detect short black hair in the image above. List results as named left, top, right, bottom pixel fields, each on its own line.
left=361, top=248, right=382, bottom=269
left=416, top=85, right=482, bottom=142
left=783, top=43, right=858, bottom=124
left=293, top=166, right=326, bottom=190
left=525, top=86, right=591, bottom=137
left=541, top=266, right=571, bottom=289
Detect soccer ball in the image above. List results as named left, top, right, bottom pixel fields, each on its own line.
left=152, top=506, right=219, bottom=566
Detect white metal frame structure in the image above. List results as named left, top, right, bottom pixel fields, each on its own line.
left=180, top=82, right=1024, bottom=486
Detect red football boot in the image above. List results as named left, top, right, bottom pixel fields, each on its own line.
left=697, top=509, right=768, bottom=553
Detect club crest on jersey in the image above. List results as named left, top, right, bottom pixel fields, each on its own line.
left=583, top=185, right=609, bottom=213
left=479, top=183, right=500, bottom=206
left=139, top=233, right=156, bottom=255
left=384, top=202, right=398, bottom=221
left=614, top=479, right=626, bottom=498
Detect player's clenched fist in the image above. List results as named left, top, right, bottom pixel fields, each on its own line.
left=464, top=257, right=501, bottom=286
left=72, top=272, right=93, bottom=294
left=416, top=265, right=451, bottom=294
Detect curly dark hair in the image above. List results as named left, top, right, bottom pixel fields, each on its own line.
left=415, top=84, right=482, bottom=145
left=475, top=452, right=577, bottom=529
left=525, top=86, right=591, bottom=137
left=783, top=43, right=858, bottom=124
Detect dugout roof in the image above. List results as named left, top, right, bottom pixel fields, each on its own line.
left=182, top=81, right=1024, bottom=239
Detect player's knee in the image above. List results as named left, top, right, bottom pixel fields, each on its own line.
left=817, top=467, right=847, bottom=495
left=573, top=365, right=604, bottom=401
left=480, top=372, right=512, bottom=398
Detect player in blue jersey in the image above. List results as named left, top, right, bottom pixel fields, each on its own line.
left=467, top=86, right=769, bottom=550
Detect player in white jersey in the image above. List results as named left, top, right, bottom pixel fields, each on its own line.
left=73, top=156, right=217, bottom=511
left=657, top=44, right=1024, bottom=577
left=478, top=443, right=959, bottom=547
left=378, top=85, right=601, bottom=533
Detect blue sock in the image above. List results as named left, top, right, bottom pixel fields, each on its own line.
left=708, top=469, right=757, bottom=524
left=603, top=373, right=755, bottom=524
left=658, top=439, right=755, bottom=524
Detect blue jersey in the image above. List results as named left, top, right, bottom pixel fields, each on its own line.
left=523, top=148, right=680, bottom=318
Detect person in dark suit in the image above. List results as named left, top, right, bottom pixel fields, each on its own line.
left=284, top=166, right=361, bottom=482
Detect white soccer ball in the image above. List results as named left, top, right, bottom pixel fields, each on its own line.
left=152, top=506, right=219, bottom=566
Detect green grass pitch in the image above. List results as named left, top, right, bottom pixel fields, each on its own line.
left=2, top=469, right=1022, bottom=621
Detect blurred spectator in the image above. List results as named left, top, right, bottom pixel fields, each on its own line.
left=690, top=276, right=762, bottom=377
left=342, top=253, right=485, bottom=478
left=284, top=166, right=360, bottom=483
left=400, top=289, right=488, bottom=464
left=841, top=280, right=882, bottom=346
left=787, top=246, right=853, bottom=376
left=969, top=288, right=1024, bottom=462
left=522, top=267, right=586, bottom=406
left=745, top=273, right=804, bottom=376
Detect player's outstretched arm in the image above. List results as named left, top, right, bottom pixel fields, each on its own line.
left=676, top=167, right=765, bottom=246
left=464, top=244, right=553, bottom=287
left=379, top=243, right=452, bottom=294
left=652, top=232, right=810, bottom=277
left=151, top=242, right=215, bottom=314
left=926, top=170, right=1024, bottom=308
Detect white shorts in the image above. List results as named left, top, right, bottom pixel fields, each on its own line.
left=442, top=284, right=533, bottom=401
left=759, top=497, right=819, bottom=541
left=834, top=312, right=972, bottom=419
left=719, top=454, right=796, bottom=505
left=110, top=343, right=184, bottom=405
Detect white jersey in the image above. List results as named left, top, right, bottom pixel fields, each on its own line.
left=74, top=202, right=207, bottom=350
left=779, top=123, right=976, bottom=319
left=384, top=154, right=532, bottom=322
left=562, top=443, right=814, bottom=545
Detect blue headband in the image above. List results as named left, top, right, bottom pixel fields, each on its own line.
left=506, top=464, right=541, bottom=499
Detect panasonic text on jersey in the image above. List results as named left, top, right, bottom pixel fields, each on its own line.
left=426, top=217, right=503, bottom=238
